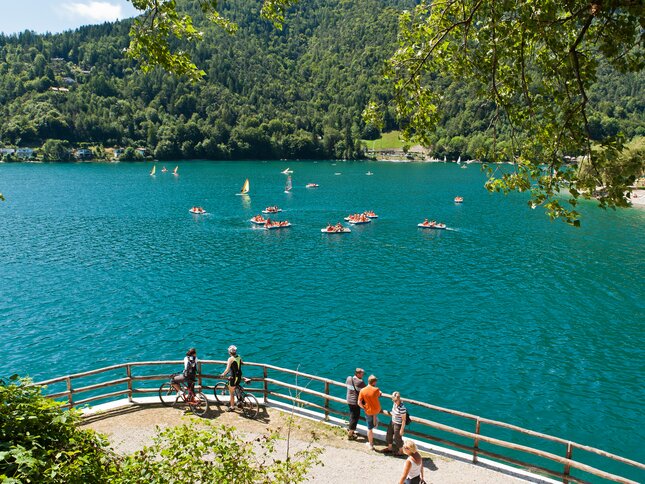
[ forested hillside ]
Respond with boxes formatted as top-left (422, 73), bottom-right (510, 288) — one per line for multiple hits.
top-left (0, 0), bottom-right (642, 161)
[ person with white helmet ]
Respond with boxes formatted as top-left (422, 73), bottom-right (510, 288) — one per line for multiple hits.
top-left (220, 345), bottom-right (243, 410)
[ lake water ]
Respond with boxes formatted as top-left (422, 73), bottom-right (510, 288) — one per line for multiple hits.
top-left (0, 160), bottom-right (643, 479)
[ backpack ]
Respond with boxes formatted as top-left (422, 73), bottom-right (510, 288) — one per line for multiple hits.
top-left (184, 356), bottom-right (197, 379)
top-left (400, 403), bottom-right (411, 426)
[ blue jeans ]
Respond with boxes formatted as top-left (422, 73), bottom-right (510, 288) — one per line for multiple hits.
top-left (365, 414), bottom-right (378, 430)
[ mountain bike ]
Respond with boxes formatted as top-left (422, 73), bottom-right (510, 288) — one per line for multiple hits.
top-left (213, 377), bottom-right (259, 419)
top-left (159, 375), bottom-right (209, 416)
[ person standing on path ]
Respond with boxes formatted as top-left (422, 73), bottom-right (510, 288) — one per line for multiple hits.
top-left (385, 391), bottom-right (407, 454)
top-left (398, 439), bottom-right (424, 484)
top-left (358, 374), bottom-right (382, 451)
top-left (345, 368), bottom-right (366, 439)
top-left (220, 345), bottom-right (242, 411)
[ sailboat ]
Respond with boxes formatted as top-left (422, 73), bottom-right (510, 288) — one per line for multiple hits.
top-left (281, 167), bottom-right (293, 174)
top-left (173, 166), bottom-right (179, 176)
top-left (284, 175), bottom-right (292, 193)
top-left (457, 156), bottom-right (461, 164)
top-left (237, 178), bottom-right (250, 196)
top-left (150, 165), bottom-right (156, 176)
top-left (443, 156), bottom-right (447, 162)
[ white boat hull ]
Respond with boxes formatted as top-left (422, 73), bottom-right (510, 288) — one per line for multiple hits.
top-left (418, 223), bottom-right (446, 230)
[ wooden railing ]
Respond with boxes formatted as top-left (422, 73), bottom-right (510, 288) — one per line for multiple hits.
top-left (35, 360), bottom-right (644, 484)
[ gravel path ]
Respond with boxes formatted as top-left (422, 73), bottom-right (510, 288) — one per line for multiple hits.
top-left (82, 403), bottom-right (553, 483)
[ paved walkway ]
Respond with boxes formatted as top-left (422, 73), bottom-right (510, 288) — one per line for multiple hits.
top-left (82, 403), bottom-right (556, 484)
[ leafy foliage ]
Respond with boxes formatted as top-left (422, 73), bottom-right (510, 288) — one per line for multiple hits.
top-left (0, 377), bottom-right (321, 483)
top-left (0, 0), bottom-right (407, 160)
top-left (115, 422), bottom-right (323, 484)
top-left (0, 376), bottom-right (116, 483)
top-left (386, 0), bottom-right (644, 224)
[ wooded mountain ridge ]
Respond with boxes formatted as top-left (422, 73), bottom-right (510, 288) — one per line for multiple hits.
top-left (0, 0), bottom-right (642, 161)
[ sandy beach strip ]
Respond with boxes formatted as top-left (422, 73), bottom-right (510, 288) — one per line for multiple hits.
top-left (627, 188), bottom-right (645, 207)
top-left (82, 403), bottom-right (555, 484)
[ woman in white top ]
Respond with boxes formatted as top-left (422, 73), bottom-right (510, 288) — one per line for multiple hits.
top-left (398, 439), bottom-right (424, 484)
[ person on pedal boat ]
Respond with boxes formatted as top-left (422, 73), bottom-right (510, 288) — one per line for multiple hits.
top-left (172, 348), bottom-right (198, 393)
top-left (220, 345), bottom-right (243, 411)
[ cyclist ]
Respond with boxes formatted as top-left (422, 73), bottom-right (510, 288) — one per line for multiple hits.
top-left (172, 348), bottom-right (198, 395)
top-left (220, 345), bottom-right (242, 410)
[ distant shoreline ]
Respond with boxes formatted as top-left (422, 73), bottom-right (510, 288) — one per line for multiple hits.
top-left (2, 158), bottom-right (643, 208)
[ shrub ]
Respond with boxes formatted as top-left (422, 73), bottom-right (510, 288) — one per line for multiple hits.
top-left (0, 376), bottom-right (116, 483)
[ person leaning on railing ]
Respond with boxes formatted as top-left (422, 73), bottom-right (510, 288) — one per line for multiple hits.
top-left (345, 368), bottom-right (366, 440)
top-left (384, 391), bottom-right (407, 455)
top-left (358, 374), bottom-right (382, 451)
top-left (219, 345), bottom-right (243, 411)
top-left (171, 348), bottom-right (198, 393)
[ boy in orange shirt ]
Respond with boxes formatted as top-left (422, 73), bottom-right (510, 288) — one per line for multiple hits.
top-left (358, 374), bottom-right (382, 450)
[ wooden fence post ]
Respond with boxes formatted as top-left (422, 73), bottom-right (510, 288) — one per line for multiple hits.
top-left (324, 382), bottom-right (330, 421)
top-left (197, 361), bottom-right (203, 390)
top-left (126, 364), bottom-right (133, 403)
top-left (563, 442), bottom-right (573, 484)
top-left (263, 366), bottom-right (268, 404)
top-left (66, 376), bottom-right (73, 408)
top-left (473, 418), bottom-right (481, 463)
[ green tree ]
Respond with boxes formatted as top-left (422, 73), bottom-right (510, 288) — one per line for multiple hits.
top-left (41, 139), bottom-right (73, 162)
top-left (383, 0), bottom-right (643, 224)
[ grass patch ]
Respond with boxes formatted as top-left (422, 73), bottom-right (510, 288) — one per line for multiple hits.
top-left (362, 131), bottom-right (405, 150)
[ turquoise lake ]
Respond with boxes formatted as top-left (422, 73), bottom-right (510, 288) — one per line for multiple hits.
top-left (0, 160), bottom-right (643, 478)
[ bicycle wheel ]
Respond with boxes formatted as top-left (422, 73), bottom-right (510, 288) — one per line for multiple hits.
top-left (213, 382), bottom-right (229, 405)
top-left (159, 382), bottom-right (179, 407)
top-left (188, 392), bottom-right (209, 416)
top-left (241, 393), bottom-right (259, 419)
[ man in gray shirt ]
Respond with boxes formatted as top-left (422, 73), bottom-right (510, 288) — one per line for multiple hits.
top-left (346, 367), bottom-right (366, 439)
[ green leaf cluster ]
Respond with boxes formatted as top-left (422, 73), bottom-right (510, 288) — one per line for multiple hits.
top-left (115, 422), bottom-right (322, 483)
top-left (386, 0), bottom-right (644, 224)
top-left (0, 376), bottom-right (116, 483)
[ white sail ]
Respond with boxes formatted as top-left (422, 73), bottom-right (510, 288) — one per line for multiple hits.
top-left (173, 166), bottom-right (178, 175)
top-left (239, 178), bottom-right (250, 194)
top-left (150, 165), bottom-right (156, 176)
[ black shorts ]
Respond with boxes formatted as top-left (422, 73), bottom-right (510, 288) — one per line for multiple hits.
top-left (228, 375), bottom-right (241, 387)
